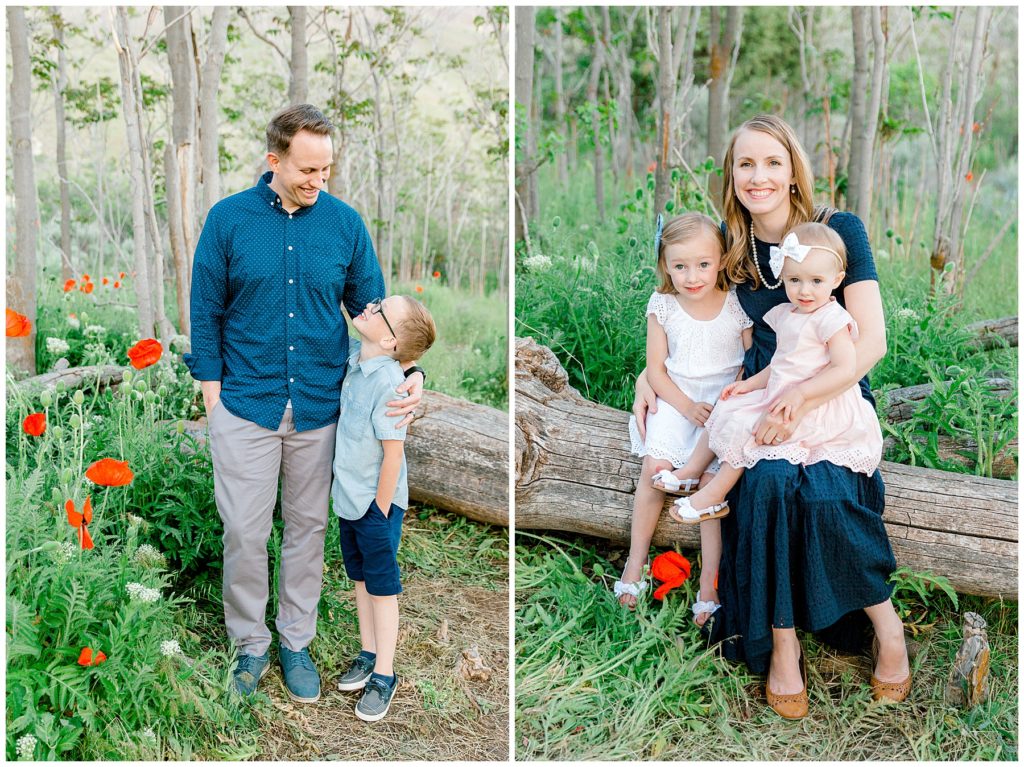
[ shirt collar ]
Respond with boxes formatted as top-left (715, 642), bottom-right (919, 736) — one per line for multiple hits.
top-left (255, 170), bottom-right (318, 215)
top-left (347, 347), bottom-right (398, 377)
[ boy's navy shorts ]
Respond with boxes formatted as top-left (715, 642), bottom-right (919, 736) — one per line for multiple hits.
top-left (337, 499), bottom-right (405, 596)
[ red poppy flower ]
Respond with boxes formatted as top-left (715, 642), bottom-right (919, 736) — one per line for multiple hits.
top-left (63, 279), bottom-right (77, 292)
top-left (415, 285), bottom-right (424, 293)
top-left (127, 338), bottom-right (162, 369)
top-left (119, 272), bottom-right (126, 279)
top-left (647, 161), bottom-right (658, 173)
top-left (77, 646), bottom-right (107, 666)
top-left (66, 496), bottom-right (95, 549)
top-left (6, 308), bottom-right (31, 337)
top-left (432, 270), bottom-right (441, 279)
top-left (972, 121), bottom-right (981, 133)
top-left (85, 458), bottom-right (134, 487)
top-left (965, 171), bottom-right (974, 182)
top-left (69, 312), bottom-right (76, 319)
top-left (81, 273), bottom-right (90, 282)
top-left (22, 413), bottom-right (46, 436)
top-left (650, 551), bottom-right (691, 600)
top-left (102, 277), bottom-right (109, 285)
top-left (113, 281), bottom-right (121, 289)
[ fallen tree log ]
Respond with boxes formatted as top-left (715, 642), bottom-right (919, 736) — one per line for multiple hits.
top-left (966, 316), bottom-right (1017, 350)
top-left (515, 337), bottom-right (1017, 599)
top-left (879, 378), bottom-right (1015, 424)
top-left (13, 363), bottom-right (126, 394)
top-left (171, 388), bottom-right (509, 528)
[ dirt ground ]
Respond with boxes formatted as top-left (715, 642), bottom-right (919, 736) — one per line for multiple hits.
top-left (252, 577), bottom-right (509, 761)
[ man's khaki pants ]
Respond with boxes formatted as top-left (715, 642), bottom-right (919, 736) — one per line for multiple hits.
top-left (208, 403), bottom-right (336, 656)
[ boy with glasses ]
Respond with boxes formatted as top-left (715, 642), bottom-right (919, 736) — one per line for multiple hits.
top-left (331, 295), bottom-right (435, 721)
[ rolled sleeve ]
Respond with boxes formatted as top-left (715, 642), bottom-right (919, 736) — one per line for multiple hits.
top-left (372, 384), bottom-right (407, 442)
top-left (342, 217), bottom-right (386, 318)
top-left (183, 208), bottom-right (227, 381)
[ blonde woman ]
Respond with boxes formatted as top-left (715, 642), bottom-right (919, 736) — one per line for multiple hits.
top-left (633, 115), bottom-right (910, 718)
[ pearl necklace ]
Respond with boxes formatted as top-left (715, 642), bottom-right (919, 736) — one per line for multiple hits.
top-left (749, 219), bottom-right (783, 289)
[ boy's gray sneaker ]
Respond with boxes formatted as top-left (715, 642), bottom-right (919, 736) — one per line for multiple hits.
top-left (355, 675), bottom-right (398, 722)
top-left (336, 655), bottom-right (375, 691)
top-left (279, 646), bottom-right (321, 703)
top-left (231, 651), bottom-right (270, 696)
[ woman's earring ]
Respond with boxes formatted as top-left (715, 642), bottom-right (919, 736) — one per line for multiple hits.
top-left (790, 185), bottom-right (796, 194)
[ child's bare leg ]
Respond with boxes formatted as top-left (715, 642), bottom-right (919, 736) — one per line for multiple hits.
top-left (686, 463), bottom-right (744, 509)
top-left (653, 432), bottom-right (715, 490)
top-left (621, 456), bottom-right (670, 606)
top-left (354, 581), bottom-right (376, 653)
top-left (368, 594), bottom-right (399, 677)
top-left (695, 473), bottom-right (721, 626)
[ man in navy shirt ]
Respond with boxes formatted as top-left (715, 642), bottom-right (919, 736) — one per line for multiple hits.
top-left (184, 104), bottom-right (423, 702)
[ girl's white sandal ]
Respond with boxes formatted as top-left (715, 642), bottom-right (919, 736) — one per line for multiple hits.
top-left (651, 470), bottom-right (700, 496)
top-left (692, 591), bottom-right (721, 624)
top-left (671, 496), bottom-right (730, 524)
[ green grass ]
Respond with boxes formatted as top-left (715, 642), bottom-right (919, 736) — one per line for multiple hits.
top-left (515, 534), bottom-right (1018, 761)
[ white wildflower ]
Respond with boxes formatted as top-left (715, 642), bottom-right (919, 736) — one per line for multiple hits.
top-left (126, 582), bottom-right (160, 603)
top-left (133, 544), bottom-right (165, 569)
top-left (522, 254), bottom-right (552, 272)
top-left (127, 513), bottom-right (145, 527)
top-left (159, 639), bottom-right (182, 657)
top-left (67, 315), bottom-right (80, 329)
top-left (896, 308), bottom-right (920, 321)
top-left (16, 734), bottom-right (37, 760)
top-left (141, 727), bottom-right (156, 741)
top-left (84, 324), bottom-right (106, 337)
top-left (46, 337), bottom-right (70, 355)
top-left (52, 541), bottom-right (78, 564)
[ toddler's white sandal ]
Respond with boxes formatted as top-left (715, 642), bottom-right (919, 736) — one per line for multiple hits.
top-left (613, 559), bottom-right (649, 609)
top-left (651, 470), bottom-right (700, 497)
top-left (671, 496), bottom-right (730, 524)
top-left (692, 591), bottom-right (721, 625)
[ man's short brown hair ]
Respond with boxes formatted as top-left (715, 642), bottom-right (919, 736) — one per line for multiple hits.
top-left (395, 297), bottom-right (436, 362)
top-left (266, 104), bottom-right (333, 156)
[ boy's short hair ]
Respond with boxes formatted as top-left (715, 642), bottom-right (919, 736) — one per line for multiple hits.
top-left (395, 297), bottom-right (436, 361)
top-left (266, 104), bottom-right (333, 156)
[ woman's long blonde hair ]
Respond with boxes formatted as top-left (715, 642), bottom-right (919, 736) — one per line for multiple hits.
top-left (721, 114), bottom-right (819, 288)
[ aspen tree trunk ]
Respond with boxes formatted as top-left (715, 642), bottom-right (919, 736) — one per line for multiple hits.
top-left (553, 8), bottom-right (568, 187)
top-left (165, 6), bottom-right (197, 336)
top-left (585, 8), bottom-right (605, 222)
top-left (847, 7), bottom-right (870, 219)
top-left (670, 7), bottom-right (700, 165)
top-left (653, 7), bottom-right (674, 215)
top-left (600, 9), bottom-right (618, 185)
top-left (52, 10), bottom-right (73, 283)
top-left (199, 6), bottom-right (230, 227)
top-left (7, 6), bottom-right (39, 375)
top-left (288, 6), bottom-right (308, 104)
top-left (113, 7), bottom-right (155, 339)
top-left (706, 7), bottom-right (743, 203)
top-left (514, 6), bottom-right (536, 243)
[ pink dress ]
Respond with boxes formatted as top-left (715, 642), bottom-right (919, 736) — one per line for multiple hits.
top-left (705, 299), bottom-right (882, 475)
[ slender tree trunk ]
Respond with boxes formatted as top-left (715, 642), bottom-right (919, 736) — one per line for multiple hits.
top-left (371, 67), bottom-right (388, 277)
top-left (600, 8), bottom-right (618, 186)
top-left (52, 9), bottom-right (73, 283)
top-left (847, 7), bottom-right (870, 219)
top-left (199, 6), bottom-right (229, 227)
top-left (653, 7), bottom-right (674, 214)
top-left (514, 6), bottom-right (536, 243)
top-left (7, 6), bottom-right (39, 374)
top-left (707, 7), bottom-right (743, 202)
top-left (113, 7), bottom-right (154, 339)
top-left (586, 9), bottom-right (605, 221)
top-left (553, 8), bottom-right (568, 187)
top-left (288, 6), bottom-right (308, 104)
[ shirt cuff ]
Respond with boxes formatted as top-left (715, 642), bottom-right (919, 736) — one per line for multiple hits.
top-left (183, 353), bottom-right (223, 381)
top-left (374, 430), bottom-right (407, 442)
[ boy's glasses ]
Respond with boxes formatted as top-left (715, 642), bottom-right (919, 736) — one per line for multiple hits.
top-left (370, 298), bottom-right (398, 352)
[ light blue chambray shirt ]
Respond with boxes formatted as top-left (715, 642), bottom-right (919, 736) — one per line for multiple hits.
top-left (331, 339), bottom-right (408, 520)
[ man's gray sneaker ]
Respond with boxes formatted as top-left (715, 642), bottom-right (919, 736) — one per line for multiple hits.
top-left (231, 652), bottom-right (270, 696)
top-left (336, 655), bottom-right (375, 691)
top-left (355, 675), bottom-right (397, 722)
top-left (279, 646), bottom-right (321, 703)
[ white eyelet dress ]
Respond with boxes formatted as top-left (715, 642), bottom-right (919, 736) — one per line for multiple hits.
top-left (628, 290), bottom-right (752, 469)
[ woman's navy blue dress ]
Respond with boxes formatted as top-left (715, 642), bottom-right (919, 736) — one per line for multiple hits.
top-left (718, 212), bottom-right (897, 674)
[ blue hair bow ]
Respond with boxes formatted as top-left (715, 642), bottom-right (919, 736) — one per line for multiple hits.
top-left (653, 214), bottom-right (664, 261)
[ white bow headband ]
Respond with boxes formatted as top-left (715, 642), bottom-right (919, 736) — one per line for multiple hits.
top-left (768, 232), bottom-right (844, 278)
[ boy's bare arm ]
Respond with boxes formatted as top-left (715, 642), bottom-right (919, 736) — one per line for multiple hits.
top-left (375, 440), bottom-right (405, 515)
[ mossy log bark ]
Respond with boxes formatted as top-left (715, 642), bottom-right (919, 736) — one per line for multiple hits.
top-left (514, 337), bottom-right (1017, 599)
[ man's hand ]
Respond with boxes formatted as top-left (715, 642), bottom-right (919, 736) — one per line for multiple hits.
top-left (682, 400), bottom-right (714, 427)
top-left (201, 380), bottom-right (222, 418)
top-left (386, 371), bottom-right (424, 428)
top-left (631, 371), bottom-right (658, 440)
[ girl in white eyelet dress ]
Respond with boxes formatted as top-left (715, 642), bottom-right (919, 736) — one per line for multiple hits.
top-left (616, 213), bottom-right (752, 627)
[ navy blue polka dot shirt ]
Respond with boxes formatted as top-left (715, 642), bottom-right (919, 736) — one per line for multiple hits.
top-left (184, 171), bottom-right (385, 432)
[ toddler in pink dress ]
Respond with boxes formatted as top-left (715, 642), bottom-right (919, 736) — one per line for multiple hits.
top-left (669, 222), bottom-right (883, 524)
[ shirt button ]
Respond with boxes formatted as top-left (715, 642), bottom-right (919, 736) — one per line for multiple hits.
top-left (288, 279), bottom-right (294, 284)
top-left (289, 214), bottom-right (293, 219)
top-left (289, 377), bottom-right (295, 383)
top-left (289, 345), bottom-right (294, 351)
top-left (289, 312), bottom-right (294, 318)
top-left (287, 245), bottom-right (293, 251)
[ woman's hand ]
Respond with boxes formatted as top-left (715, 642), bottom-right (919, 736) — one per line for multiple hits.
top-left (683, 400), bottom-right (714, 427)
top-left (386, 372), bottom-right (424, 428)
top-left (752, 406), bottom-right (804, 446)
top-left (631, 370), bottom-right (658, 440)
